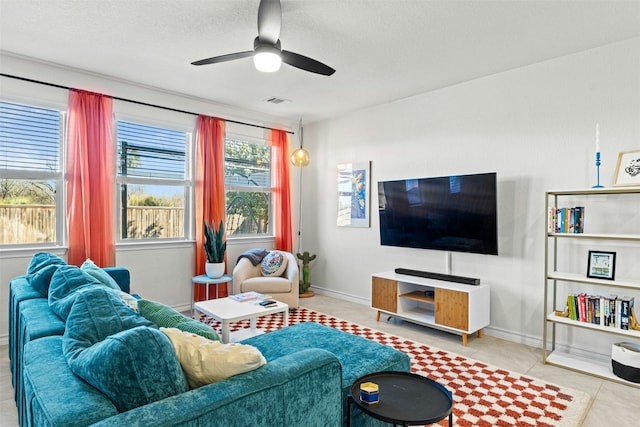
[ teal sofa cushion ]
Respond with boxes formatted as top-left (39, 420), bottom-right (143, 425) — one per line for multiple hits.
top-left (63, 287), bottom-right (155, 356)
top-left (26, 252), bottom-right (66, 296)
top-left (68, 326), bottom-right (189, 412)
top-left (16, 298), bottom-right (66, 425)
top-left (139, 298), bottom-right (219, 341)
top-left (83, 348), bottom-right (342, 427)
top-left (48, 265), bottom-right (107, 320)
top-left (23, 336), bottom-right (119, 427)
top-left (26, 252), bottom-right (66, 275)
top-left (242, 322), bottom-right (411, 427)
top-left (81, 259), bottom-right (120, 290)
top-left (243, 322), bottom-right (410, 383)
top-left (9, 275), bottom-right (42, 386)
top-left (63, 288), bottom-right (188, 412)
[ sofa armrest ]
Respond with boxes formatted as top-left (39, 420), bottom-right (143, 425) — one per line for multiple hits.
top-left (92, 348), bottom-right (343, 427)
top-left (283, 252), bottom-right (300, 295)
top-left (104, 267), bottom-right (130, 293)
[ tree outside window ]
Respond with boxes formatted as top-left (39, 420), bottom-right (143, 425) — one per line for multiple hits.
top-left (224, 137), bottom-right (271, 236)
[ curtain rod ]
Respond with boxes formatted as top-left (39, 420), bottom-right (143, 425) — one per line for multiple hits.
top-left (0, 73), bottom-right (294, 135)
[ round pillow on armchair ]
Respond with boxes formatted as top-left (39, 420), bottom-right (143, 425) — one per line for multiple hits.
top-left (260, 251), bottom-right (288, 277)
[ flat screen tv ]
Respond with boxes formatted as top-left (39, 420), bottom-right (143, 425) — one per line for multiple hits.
top-left (377, 172), bottom-right (498, 255)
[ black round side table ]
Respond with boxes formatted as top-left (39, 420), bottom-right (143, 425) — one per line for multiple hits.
top-left (347, 371), bottom-right (453, 427)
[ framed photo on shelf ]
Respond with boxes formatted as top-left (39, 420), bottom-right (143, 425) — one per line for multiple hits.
top-left (613, 149), bottom-right (640, 187)
top-left (587, 250), bottom-right (616, 280)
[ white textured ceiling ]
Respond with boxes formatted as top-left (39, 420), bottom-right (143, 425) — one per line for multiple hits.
top-left (1, 0), bottom-right (639, 123)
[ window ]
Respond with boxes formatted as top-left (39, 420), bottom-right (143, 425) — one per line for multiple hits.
top-left (0, 100), bottom-right (64, 246)
top-left (224, 137), bottom-right (272, 236)
top-left (116, 120), bottom-right (191, 241)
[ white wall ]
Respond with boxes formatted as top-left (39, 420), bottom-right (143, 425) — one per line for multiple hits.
top-left (0, 54), bottom-right (287, 343)
top-left (302, 37), bottom-right (640, 355)
top-left (2, 39), bottom-right (639, 355)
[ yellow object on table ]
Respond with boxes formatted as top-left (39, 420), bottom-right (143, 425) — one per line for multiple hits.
top-left (359, 382), bottom-right (379, 404)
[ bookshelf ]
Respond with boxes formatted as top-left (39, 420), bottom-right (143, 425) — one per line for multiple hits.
top-left (543, 187), bottom-right (640, 387)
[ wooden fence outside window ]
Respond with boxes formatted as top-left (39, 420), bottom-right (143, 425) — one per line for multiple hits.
top-left (0, 205), bottom-right (186, 244)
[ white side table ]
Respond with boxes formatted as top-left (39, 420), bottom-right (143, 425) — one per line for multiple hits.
top-left (191, 274), bottom-right (232, 315)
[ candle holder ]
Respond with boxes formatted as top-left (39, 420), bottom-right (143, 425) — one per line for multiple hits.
top-left (592, 151), bottom-right (604, 188)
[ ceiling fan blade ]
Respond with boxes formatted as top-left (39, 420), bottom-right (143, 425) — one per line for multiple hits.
top-left (257, 0), bottom-right (281, 44)
top-left (191, 51), bottom-right (254, 66)
top-left (281, 50), bottom-right (335, 76)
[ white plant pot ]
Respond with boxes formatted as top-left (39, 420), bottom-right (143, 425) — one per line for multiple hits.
top-left (205, 262), bottom-right (225, 278)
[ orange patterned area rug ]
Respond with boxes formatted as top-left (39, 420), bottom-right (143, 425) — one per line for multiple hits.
top-left (199, 307), bottom-right (590, 427)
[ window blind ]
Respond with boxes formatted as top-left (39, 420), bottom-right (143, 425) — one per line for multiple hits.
top-left (117, 121), bottom-right (186, 180)
top-left (0, 101), bottom-right (61, 172)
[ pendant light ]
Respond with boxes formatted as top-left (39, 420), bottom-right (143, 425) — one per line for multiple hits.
top-left (290, 120), bottom-right (309, 167)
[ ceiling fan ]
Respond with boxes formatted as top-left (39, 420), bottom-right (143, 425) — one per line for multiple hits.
top-left (191, 0), bottom-right (335, 76)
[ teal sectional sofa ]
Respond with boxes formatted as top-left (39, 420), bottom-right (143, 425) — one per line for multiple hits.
top-left (9, 253), bottom-right (410, 427)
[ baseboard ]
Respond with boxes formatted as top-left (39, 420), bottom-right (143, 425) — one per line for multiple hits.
top-left (310, 285), bottom-right (370, 306)
top-left (482, 325), bottom-right (543, 349)
top-left (0, 334), bottom-right (8, 347)
top-left (174, 303), bottom-right (192, 314)
top-left (311, 285), bottom-right (545, 351)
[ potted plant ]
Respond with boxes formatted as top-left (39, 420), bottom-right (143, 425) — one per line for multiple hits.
top-left (204, 220), bottom-right (226, 278)
top-left (297, 251), bottom-right (316, 297)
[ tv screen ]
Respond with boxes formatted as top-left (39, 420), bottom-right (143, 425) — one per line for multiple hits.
top-left (377, 172), bottom-right (498, 255)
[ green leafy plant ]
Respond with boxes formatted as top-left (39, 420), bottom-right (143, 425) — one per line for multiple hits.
top-left (204, 220), bottom-right (226, 263)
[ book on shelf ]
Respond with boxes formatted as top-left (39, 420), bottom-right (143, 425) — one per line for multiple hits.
top-left (561, 293), bottom-right (635, 331)
top-left (575, 206), bottom-right (584, 233)
top-left (567, 294), bottom-right (575, 320)
top-left (578, 293), bottom-right (587, 322)
top-left (548, 206), bottom-right (584, 234)
top-left (621, 297), bottom-right (634, 330)
top-left (229, 291), bottom-right (271, 302)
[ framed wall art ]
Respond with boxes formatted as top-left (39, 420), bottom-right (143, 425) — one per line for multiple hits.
top-left (337, 161), bottom-right (370, 227)
top-left (587, 250), bottom-right (616, 280)
top-left (613, 149), bottom-right (640, 187)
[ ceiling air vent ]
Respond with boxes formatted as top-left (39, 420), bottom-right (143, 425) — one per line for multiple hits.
top-left (265, 97), bottom-right (288, 104)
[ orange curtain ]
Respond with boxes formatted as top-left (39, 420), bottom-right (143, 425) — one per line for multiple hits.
top-left (66, 90), bottom-right (115, 267)
top-left (194, 116), bottom-right (226, 299)
top-left (271, 129), bottom-right (293, 252)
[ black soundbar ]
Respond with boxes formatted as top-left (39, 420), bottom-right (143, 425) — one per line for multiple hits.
top-left (394, 268), bottom-right (480, 286)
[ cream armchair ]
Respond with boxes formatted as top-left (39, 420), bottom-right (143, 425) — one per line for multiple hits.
top-left (232, 251), bottom-right (299, 308)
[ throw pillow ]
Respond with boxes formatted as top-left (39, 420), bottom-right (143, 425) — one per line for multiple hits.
top-left (80, 259), bottom-right (120, 290)
top-left (26, 252), bottom-right (66, 275)
top-left (26, 252), bottom-right (67, 296)
top-left (63, 287), bottom-right (154, 358)
top-left (161, 327), bottom-right (266, 388)
top-left (48, 265), bottom-right (108, 321)
top-left (67, 326), bottom-right (188, 412)
top-left (138, 299), bottom-right (219, 341)
top-left (260, 251), bottom-right (288, 277)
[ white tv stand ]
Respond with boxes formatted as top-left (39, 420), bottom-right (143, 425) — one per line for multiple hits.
top-left (371, 271), bottom-right (490, 346)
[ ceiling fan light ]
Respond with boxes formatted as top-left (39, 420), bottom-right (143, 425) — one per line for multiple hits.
top-left (254, 51), bottom-right (281, 72)
top-left (291, 147), bottom-right (310, 167)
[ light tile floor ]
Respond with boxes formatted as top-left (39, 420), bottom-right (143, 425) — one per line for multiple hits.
top-left (302, 294), bottom-right (640, 427)
top-left (2, 293), bottom-right (639, 426)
